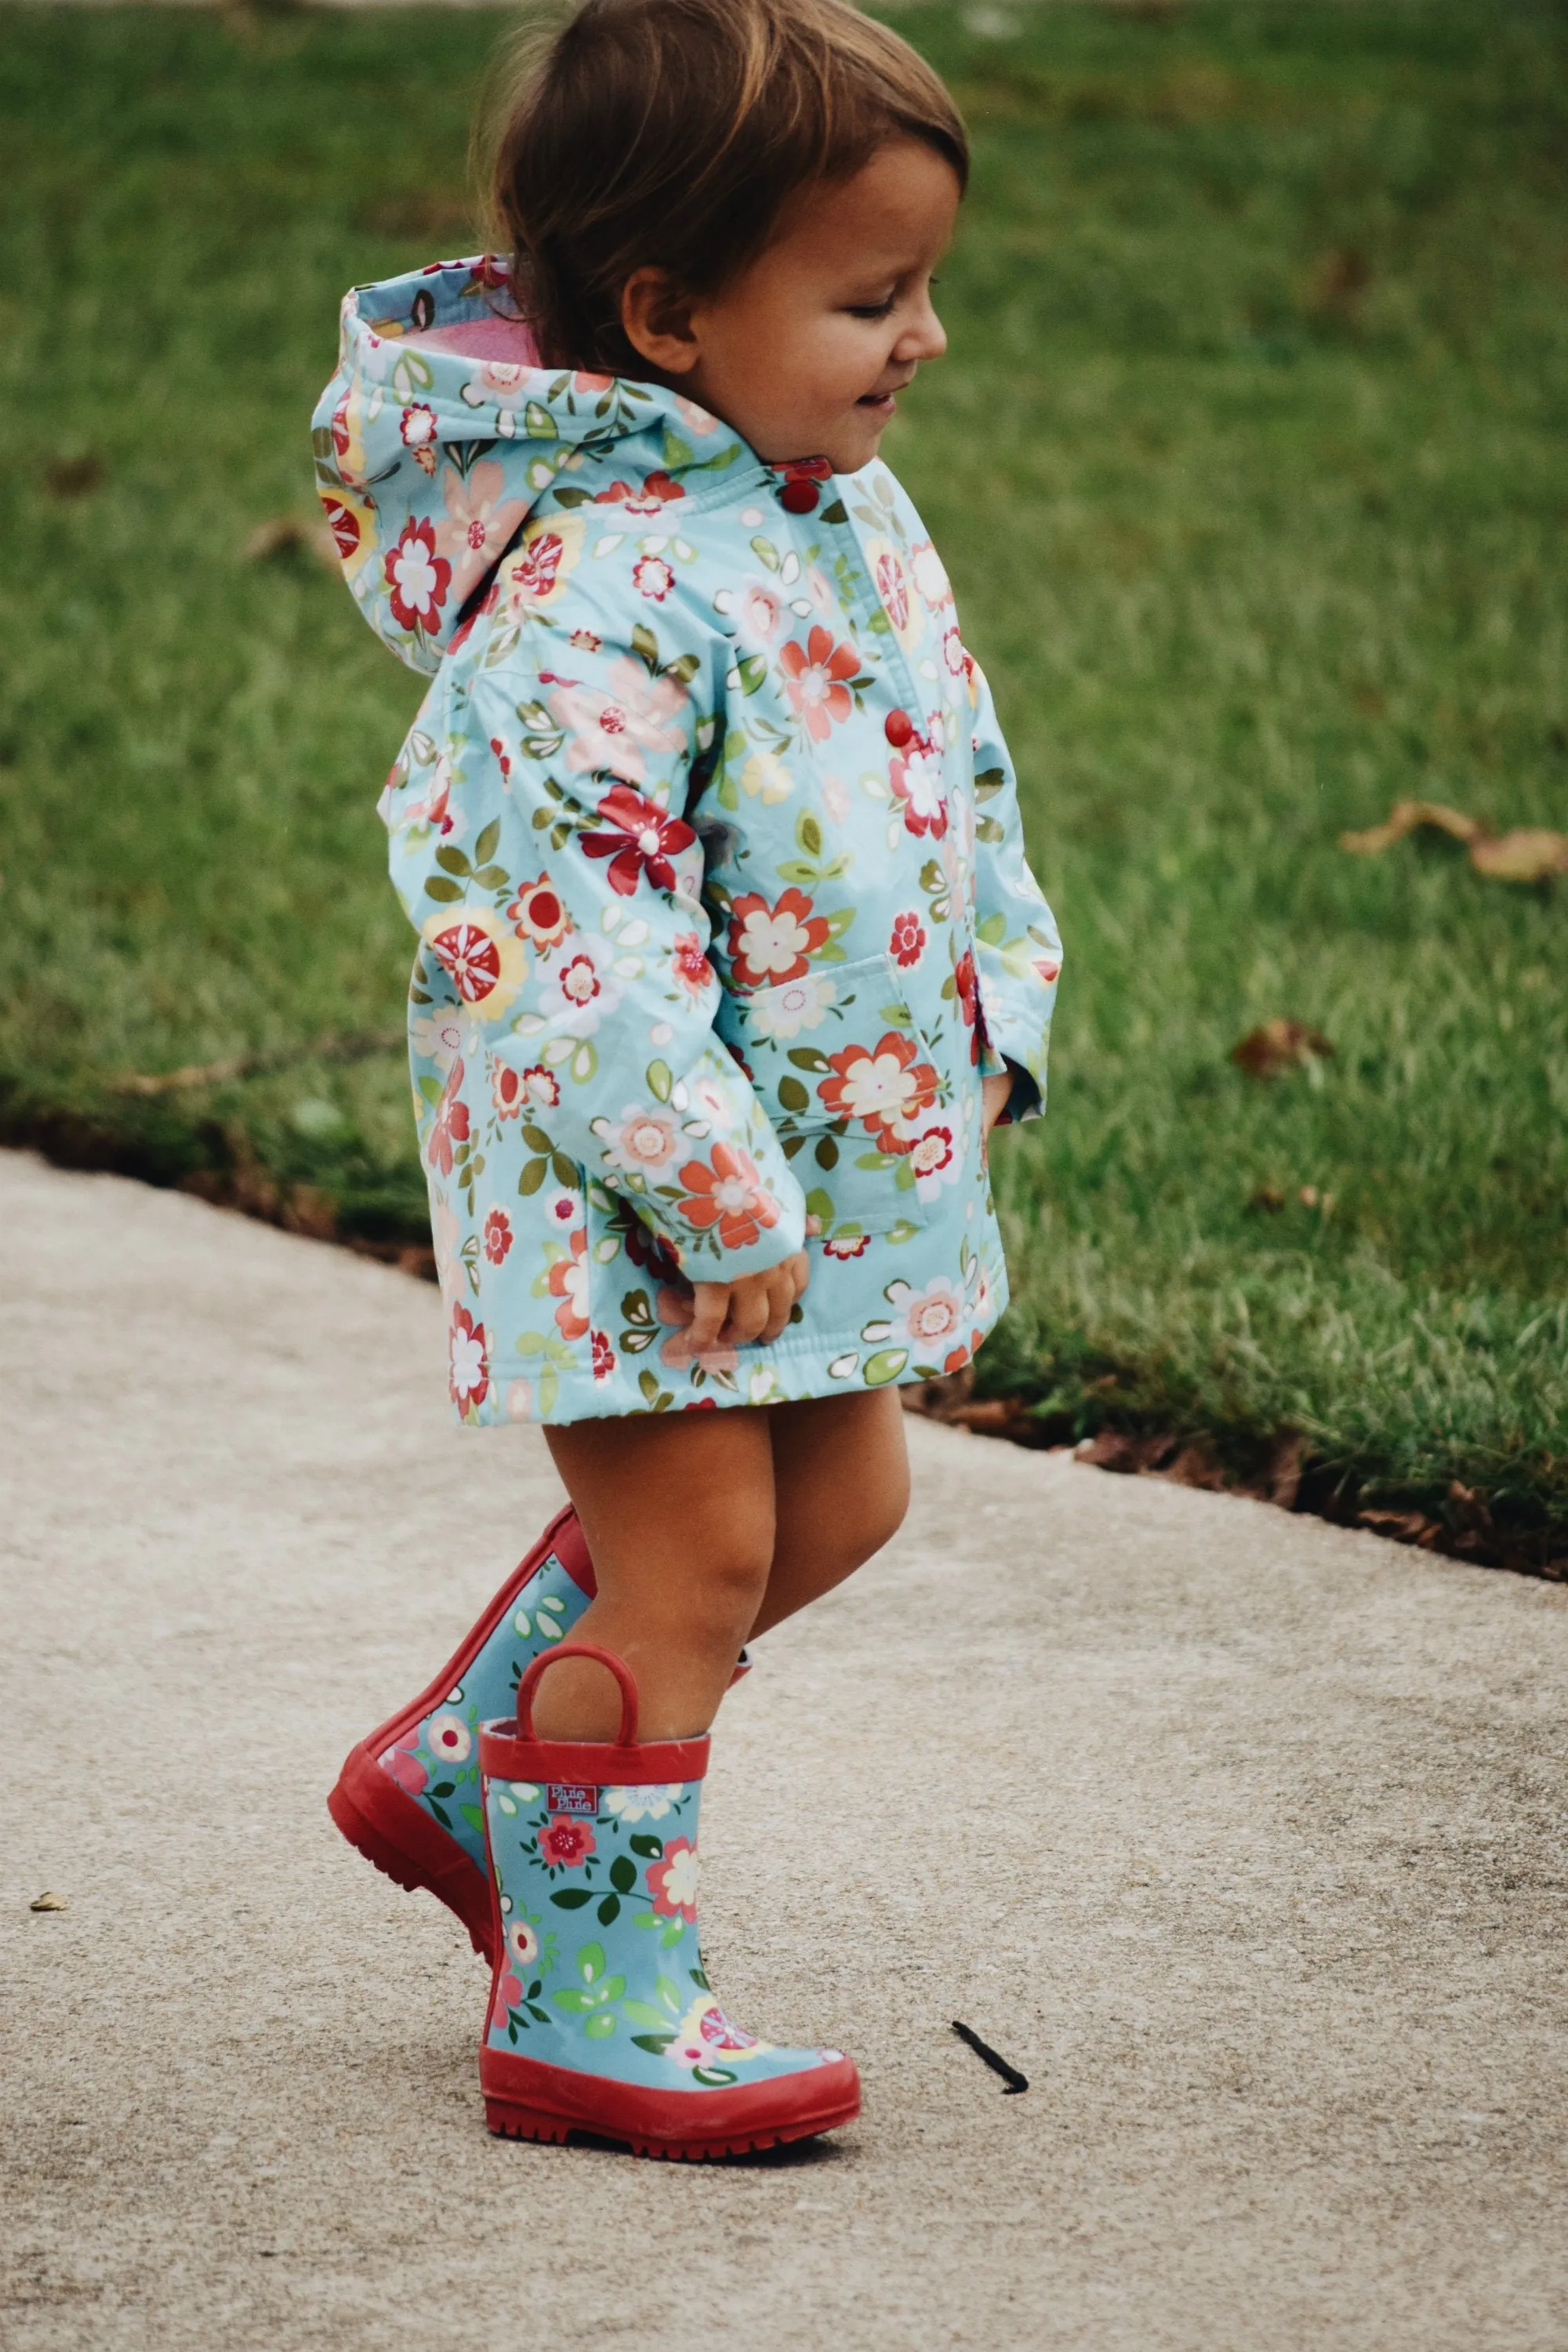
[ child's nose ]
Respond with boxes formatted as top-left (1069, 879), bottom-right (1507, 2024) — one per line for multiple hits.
top-left (897, 296), bottom-right (947, 365)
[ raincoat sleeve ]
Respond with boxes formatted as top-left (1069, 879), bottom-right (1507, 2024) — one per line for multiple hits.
top-left (966, 660), bottom-right (1063, 1123)
top-left (389, 583), bottom-right (808, 1283)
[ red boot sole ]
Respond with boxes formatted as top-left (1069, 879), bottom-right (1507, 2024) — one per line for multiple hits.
top-left (480, 2050), bottom-right (861, 2161)
top-left (328, 1742), bottom-right (495, 1958)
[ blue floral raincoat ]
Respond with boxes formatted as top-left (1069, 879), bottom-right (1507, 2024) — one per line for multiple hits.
top-left (313, 260), bottom-right (1061, 1425)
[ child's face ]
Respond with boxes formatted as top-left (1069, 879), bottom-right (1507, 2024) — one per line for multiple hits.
top-left (623, 137), bottom-right (960, 474)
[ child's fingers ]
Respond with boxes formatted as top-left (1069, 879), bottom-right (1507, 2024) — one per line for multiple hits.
top-left (676, 1281), bottom-right (731, 1359)
top-left (723, 1277), bottom-right (773, 1347)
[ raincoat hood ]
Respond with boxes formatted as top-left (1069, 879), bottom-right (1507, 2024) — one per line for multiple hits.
top-left (310, 257), bottom-right (758, 673)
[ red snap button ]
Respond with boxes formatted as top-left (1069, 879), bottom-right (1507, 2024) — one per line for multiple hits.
top-left (884, 710), bottom-right (914, 747)
top-left (779, 480), bottom-right (819, 514)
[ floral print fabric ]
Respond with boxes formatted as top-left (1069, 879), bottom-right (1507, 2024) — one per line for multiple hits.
top-left (314, 260), bottom-right (1061, 1425)
top-left (485, 1764), bottom-right (838, 2094)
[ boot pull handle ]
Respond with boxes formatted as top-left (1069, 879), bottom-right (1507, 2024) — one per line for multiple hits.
top-left (515, 1642), bottom-right (640, 1746)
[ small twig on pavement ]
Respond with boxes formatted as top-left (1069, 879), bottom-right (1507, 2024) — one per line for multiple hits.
top-left (952, 2020), bottom-right (1029, 2094)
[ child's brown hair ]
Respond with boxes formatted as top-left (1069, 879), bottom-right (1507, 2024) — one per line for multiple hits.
top-left (488, 0), bottom-right (968, 372)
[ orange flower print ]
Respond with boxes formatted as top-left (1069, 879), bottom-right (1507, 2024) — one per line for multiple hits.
top-left (778, 626), bottom-right (861, 742)
top-left (507, 875), bottom-right (572, 951)
top-left (647, 1836), bottom-right (699, 1921)
top-left (426, 1061), bottom-right (470, 1178)
top-left (482, 1207), bottom-right (513, 1266)
top-left (676, 1144), bottom-right (782, 1252)
top-left (817, 1033), bottom-right (940, 1153)
top-left (546, 1228), bottom-right (590, 1341)
top-left (727, 887), bottom-right (830, 988)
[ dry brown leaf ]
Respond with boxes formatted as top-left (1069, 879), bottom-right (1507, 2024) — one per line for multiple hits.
top-left (111, 1029), bottom-right (401, 1096)
top-left (1231, 1018), bottom-right (1334, 1079)
top-left (243, 514), bottom-right (338, 568)
top-left (30, 1891), bottom-right (67, 1912)
top-left (1340, 798), bottom-right (1480, 855)
top-left (1341, 799), bottom-right (1568, 884)
top-left (1468, 828), bottom-right (1568, 883)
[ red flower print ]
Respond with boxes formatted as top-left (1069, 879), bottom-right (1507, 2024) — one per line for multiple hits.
top-left (772, 456), bottom-right (833, 515)
top-left (580, 786), bottom-right (695, 898)
top-left (426, 1061), bottom-right (471, 1178)
top-left (821, 1232), bottom-right (872, 1261)
top-left (547, 1228), bottom-right (590, 1342)
top-left (400, 402), bottom-right (437, 449)
top-left (384, 517), bottom-right (451, 635)
top-left (889, 910), bottom-right (926, 969)
top-left (596, 470), bottom-right (686, 514)
top-left (318, 493), bottom-right (360, 562)
top-left (483, 1207), bottom-right (513, 1266)
top-left (889, 735), bottom-right (948, 840)
top-left (779, 626), bottom-right (861, 742)
top-left (448, 1303), bottom-right (489, 1416)
top-left (379, 1733), bottom-right (426, 1796)
top-left (632, 554), bottom-right (674, 601)
top-left (647, 1837), bottom-right (700, 1920)
top-left (672, 931), bottom-right (715, 997)
top-left (490, 1971), bottom-right (523, 2031)
top-left (727, 887), bottom-right (831, 987)
top-left (513, 528), bottom-right (567, 603)
top-left (507, 875), bottom-right (571, 950)
top-left (539, 1816), bottom-right (597, 1869)
top-left (675, 1144), bottom-right (782, 1253)
top-left (953, 950), bottom-right (980, 1062)
top-left (492, 1062), bottom-right (524, 1120)
top-left (569, 627), bottom-right (602, 653)
top-left (523, 1065), bottom-right (561, 1108)
top-left (817, 1033), bottom-right (940, 1153)
top-left (591, 1328), bottom-right (615, 1381)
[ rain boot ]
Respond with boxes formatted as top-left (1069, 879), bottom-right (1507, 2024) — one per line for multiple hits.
top-left (478, 1642), bottom-right (859, 2158)
top-left (328, 1504), bottom-right (595, 1958)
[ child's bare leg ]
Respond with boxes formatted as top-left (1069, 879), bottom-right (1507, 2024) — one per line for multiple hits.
top-left (539, 1406), bottom-right (776, 1742)
top-left (748, 1388), bottom-right (910, 1639)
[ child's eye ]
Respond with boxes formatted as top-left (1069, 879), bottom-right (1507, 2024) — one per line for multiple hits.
top-left (846, 296), bottom-right (897, 321)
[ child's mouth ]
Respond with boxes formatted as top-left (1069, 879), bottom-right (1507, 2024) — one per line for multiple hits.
top-left (856, 390), bottom-right (898, 418)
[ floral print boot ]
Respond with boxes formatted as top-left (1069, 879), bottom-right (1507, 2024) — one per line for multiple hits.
top-left (328, 1504), bottom-right (594, 1959)
top-left (479, 1642), bottom-right (859, 2158)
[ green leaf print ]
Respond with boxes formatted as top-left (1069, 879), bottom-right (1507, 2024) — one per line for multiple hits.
top-left (550, 1888), bottom-right (594, 1910)
top-left (629, 1834), bottom-right (663, 1858)
top-left (609, 1855), bottom-right (637, 1893)
top-left (862, 1348), bottom-right (910, 1385)
top-left (578, 1942), bottom-right (606, 1984)
top-left (583, 2013), bottom-right (617, 2040)
top-left (622, 2000), bottom-right (674, 2031)
top-left (630, 2033), bottom-right (675, 2056)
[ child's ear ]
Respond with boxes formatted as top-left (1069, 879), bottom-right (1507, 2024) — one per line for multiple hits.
top-left (620, 267), bottom-right (702, 376)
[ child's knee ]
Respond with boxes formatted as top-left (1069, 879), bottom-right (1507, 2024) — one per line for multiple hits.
top-left (684, 1501), bottom-right (775, 1637)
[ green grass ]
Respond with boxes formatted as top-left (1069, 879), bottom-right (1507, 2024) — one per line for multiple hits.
top-left (2, 4), bottom-right (1566, 1554)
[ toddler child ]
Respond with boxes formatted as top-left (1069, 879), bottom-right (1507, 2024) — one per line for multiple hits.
top-left (314, 0), bottom-right (1061, 2159)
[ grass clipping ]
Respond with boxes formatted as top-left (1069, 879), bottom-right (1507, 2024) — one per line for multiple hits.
top-left (1342, 800), bottom-right (1568, 884)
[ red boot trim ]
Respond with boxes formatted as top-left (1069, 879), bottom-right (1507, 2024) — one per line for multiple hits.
top-left (327, 1500), bottom-right (588, 1958)
top-left (328, 1740), bottom-right (495, 1958)
top-left (480, 1726), bottom-right (710, 1785)
top-left (479, 2045), bottom-right (861, 2160)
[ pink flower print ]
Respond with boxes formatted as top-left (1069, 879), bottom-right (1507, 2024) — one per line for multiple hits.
top-left (426, 1711), bottom-right (472, 1766)
top-left (512, 526), bottom-right (568, 604)
top-left (436, 458), bottom-right (527, 580)
top-left (448, 1303), bottom-right (489, 1417)
top-left (491, 1972), bottom-right (523, 2032)
top-left (942, 624), bottom-right (965, 677)
top-left (580, 784), bottom-right (695, 898)
top-left (873, 546), bottom-right (911, 634)
top-left (383, 517), bottom-right (450, 635)
top-left (738, 583), bottom-right (783, 646)
top-left (547, 1229), bottom-right (591, 1343)
top-left (911, 539), bottom-right (953, 609)
top-left (887, 1275), bottom-right (967, 1355)
top-left (600, 1105), bottom-right (682, 1178)
top-left (426, 1061), bottom-right (470, 1178)
top-left (632, 554), bottom-right (675, 601)
top-left (539, 1816), bottom-right (596, 1869)
top-left (672, 931), bottom-right (715, 998)
top-left (647, 1836), bottom-right (700, 1921)
top-left (543, 657), bottom-right (688, 788)
top-left (379, 1732), bottom-right (426, 1796)
top-left (482, 1207), bottom-right (513, 1266)
top-left (889, 910), bottom-right (927, 969)
top-left (590, 1329), bottom-right (615, 1381)
top-left (779, 626), bottom-right (861, 742)
top-left (889, 735), bottom-right (948, 840)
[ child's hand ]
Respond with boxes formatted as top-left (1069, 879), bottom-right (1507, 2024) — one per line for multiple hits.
top-left (667, 1253), bottom-right (811, 1360)
top-left (982, 1071), bottom-right (1013, 1146)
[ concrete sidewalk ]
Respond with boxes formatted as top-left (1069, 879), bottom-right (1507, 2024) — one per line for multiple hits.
top-left (2, 1147), bottom-right (1565, 2350)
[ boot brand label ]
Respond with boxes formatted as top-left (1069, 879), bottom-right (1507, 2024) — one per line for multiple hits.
top-left (546, 1781), bottom-right (599, 1816)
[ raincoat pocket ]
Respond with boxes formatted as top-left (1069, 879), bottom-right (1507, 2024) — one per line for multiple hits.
top-left (721, 954), bottom-right (942, 1247)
